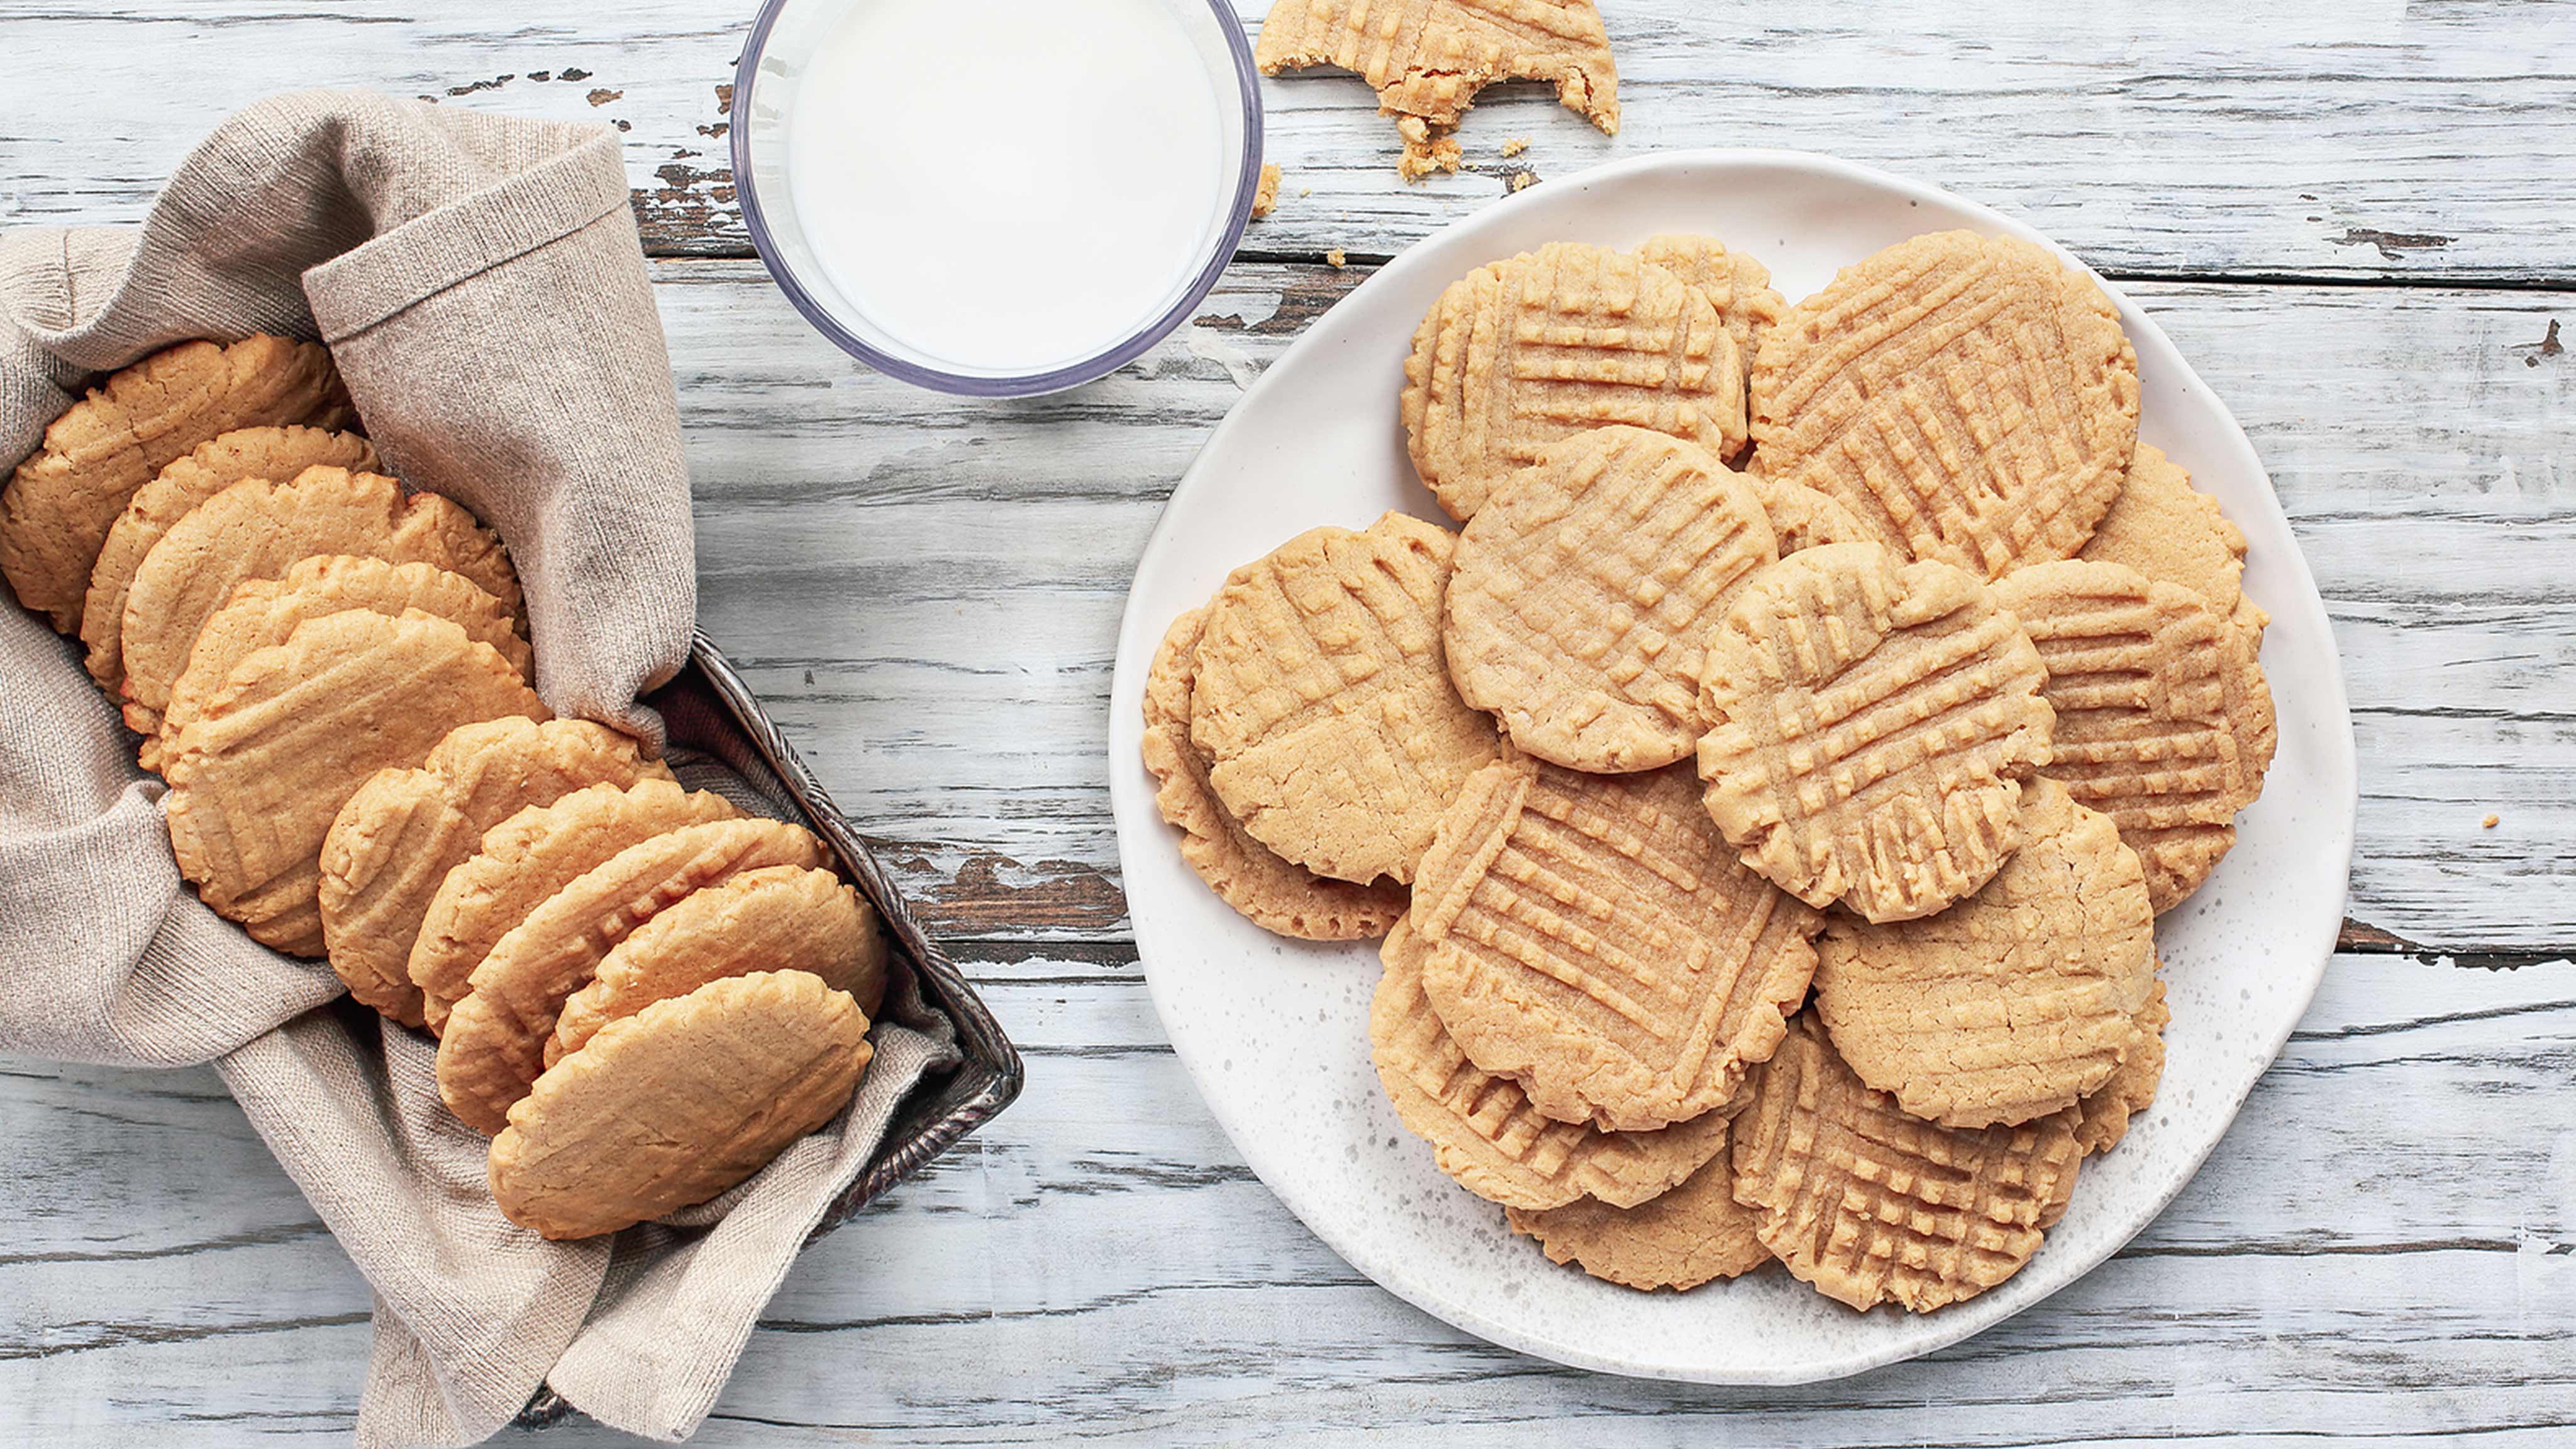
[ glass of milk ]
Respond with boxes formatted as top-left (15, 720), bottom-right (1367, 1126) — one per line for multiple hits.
top-left (734, 0), bottom-right (1263, 396)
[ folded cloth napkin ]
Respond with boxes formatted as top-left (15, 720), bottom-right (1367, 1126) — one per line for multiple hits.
top-left (0, 89), bottom-right (955, 1446)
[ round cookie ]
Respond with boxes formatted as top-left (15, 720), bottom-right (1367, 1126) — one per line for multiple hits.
top-left (1445, 426), bottom-right (1779, 772)
top-left (489, 970), bottom-right (872, 1241)
top-left (1402, 242), bottom-right (1746, 521)
top-left (1189, 513), bottom-right (1502, 886)
top-left (2080, 443), bottom-right (2268, 645)
top-left (1506, 1154), bottom-right (1770, 1292)
top-left (1994, 558), bottom-right (2272, 912)
top-left (119, 466), bottom-right (521, 742)
top-left (1413, 757), bottom-right (1820, 1132)
top-left (319, 718), bottom-right (675, 1028)
top-left (1731, 1014), bottom-right (2084, 1314)
top-left (1141, 604), bottom-right (1408, 938)
top-left (408, 778), bottom-right (742, 1032)
top-left (1696, 542), bottom-right (2056, 923)
top-left (1, 335), bottom-right (352, 632)
top-left (2075, 977), bottom-right (2168, 1156)
top-left (1370, 920), bottom-right (1733, 1211)
top-left (550, 863), bottom-right (887, 1068)
top-left (1744, 469), bottom-right (1872, 555)
top-left (1751, 231), bottom-right (2140, 579)
top-left (1633, 233), bottom-right (1789, 408)
top-left (158, 555), bottom-right (530, 769)
top-left (438, 816), bottom-right (830, 1134)
top-left (80, 425), bottom-right (377, 691)
top-left (1812, 779), bottom-right (2158, 1130)
top-left (160, 611), bottom-right (548, 957)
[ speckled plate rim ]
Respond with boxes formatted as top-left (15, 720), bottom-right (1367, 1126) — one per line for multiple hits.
top-left (1108, 148), bottom-right (2357, 1385)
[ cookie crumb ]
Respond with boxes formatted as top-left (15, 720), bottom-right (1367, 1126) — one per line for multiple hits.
top-left (1299, 186), bottom-right (1313, 197)
top-left (1509, 172), bottom-right (1536, 194)
top-left (1398, 130), bottom-right (1465, 182)
top-left (1502, 136), bottom-right (1531, 158)
top-left (2483, 813), bottom-right (2500, 829)
top-left (1326, 248), bottom-right (1348, 269)
top-left (1250, 162), bottom-right (1281, 220)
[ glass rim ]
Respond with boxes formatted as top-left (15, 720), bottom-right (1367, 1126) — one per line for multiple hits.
top-left (730, 0), bottom-right (1267, 399)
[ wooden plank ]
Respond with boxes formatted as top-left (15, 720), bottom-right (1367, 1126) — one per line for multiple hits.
top-left (0, 2), bottom-right (2571, 280)
top-left (3, 950), bottom-right (2568, 1442)
top-left (655, 258), bottom-right (2576, 952)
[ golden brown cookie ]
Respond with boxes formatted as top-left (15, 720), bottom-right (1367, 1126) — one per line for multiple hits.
top-left (1731, 1014), bottom-right (2084, 1313)
top-left (1371, 920), bottom-right (1733, 1210)
top-left (79, 425), bottom-right (377, 692)
top-left (160, 611), bottom-right (547, 957)
top-left (1254, 0), bottom-right (1618, 176)
top-left (1506, 1154), bottom-right (1770, 1291)
top-left (408, 778), bottom-right (742, 1032)
top-left (438, 816), bottom-right (830, 1134)
top-left (1745, 469), bottom-right (1873, 555)
top-left (1751, 231), bottom-right (2140, 579)
top-left (319, 718), bottom-right (674, 1029)
top-left (1994, 558), bottom-right (2271, 912)
top-left (118, 466), bottom-right (520, 743)
top-left (1189, 513), bottom-right (1502, 886)
top-left (1402, 243), bottom-right (1746, 521)
top-left (1414, 757), bottom-right (1820, 1131)
top-left (489, 970), bottom-right (871, 1241)
top-left (1696, 543), bottom-right (2055, 923)
top-left (159, 555), bottom-right (531, 766)
top-left (550, 863), bottom-right (886, 1069)
top-left (1445, 426), bottom-right (1779, 772)
top-left (1143, 604), bottom-right (1409, 938)
top-left (1812, 779), bottom-right (2158, 1129)
top-left (1, 336), bottom-right (352, 632)
top-left (2077, 977), bottom-right (2168, 1155)
top-left (1633, 234), bottom-right (1788, 404)
top-left (2080, 444), bottom-right (2268, 644)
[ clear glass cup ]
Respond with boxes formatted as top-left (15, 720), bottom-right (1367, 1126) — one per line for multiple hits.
top-left (731, 0), bottom-right (1265, 397)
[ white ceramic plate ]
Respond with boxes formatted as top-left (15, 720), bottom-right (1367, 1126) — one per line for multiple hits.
top-left (1108, 150), bottom-right (2357, 1384)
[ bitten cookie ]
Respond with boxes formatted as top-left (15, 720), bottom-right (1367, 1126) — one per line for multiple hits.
top-left (1731, 1014), bottom-right (2084, 1313)
top-left (408, 778), bottom-right (742, 1031)
top-left (1994, 558), bottom-right (2273, 911)
top-left (438, 816), bottom-right (830, 1134)
top-left (488, 970), bottom-right (871, 1241)
top-left (1, 336), bottom-right (353, 632)
top-left (319, 718), bottom-right (674, 1028)
top-left (1413, 757), bottom-right (1819, 1131)
top-left (160, 610), bottom-right (548, 956)
top-left (1371, 920), bottom-right (1732, 1210)
top-left (1402, 243), bottom-right (1746, 520)
top-left (1751, 231), bottom-right (2140, 578)
top-left (1812, 779), bottom-right (2159, 1129)
top-left (1695, 543), bottom-right (2055, 923)
top-left (160, 555), bottom-right (530, 756)
top-left (1633, 233), bottom-right (1788, 406)
top-left (80, 425), bottom-right (377, 692)
top-left (1189, 513), bottom-right (1502, 885)
top-left (118, 466), bottom-right (520, 746)
top-left (550, 863), bottom-right (887, 1068)
top-left (1506, 1153), bottom-right (1770, 1292)
top-left (1445, 426), bottom-right (1779, 772)
top-left (1142, 604), bottom-right (1409, 938)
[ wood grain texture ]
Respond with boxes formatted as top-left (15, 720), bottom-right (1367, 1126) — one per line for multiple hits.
top-left (0, 2), bottom-right (2572, 280)
top-left (4, 950), bottom-right (2571, 1443)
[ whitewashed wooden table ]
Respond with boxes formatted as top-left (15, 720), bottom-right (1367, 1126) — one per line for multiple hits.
top-left (5, 3), bottom-right (2573, 1443)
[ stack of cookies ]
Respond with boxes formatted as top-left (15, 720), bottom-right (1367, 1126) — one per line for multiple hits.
top-left (1143, 230), bottom-right (2275, 1312)
top-left (3, 337), bottom-right (889, 1240)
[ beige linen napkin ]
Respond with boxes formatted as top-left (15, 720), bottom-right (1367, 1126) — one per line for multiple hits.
top-left (0, 89), bottom-right (955, 1445)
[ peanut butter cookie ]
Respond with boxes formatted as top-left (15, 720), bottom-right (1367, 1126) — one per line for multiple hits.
top-left (1506, 1153), bottom-right (1770, 1292)
top-left (1414, 758), bottom-right (1820, 1132)
top-left (1695, 543), bottom-right (2055, 923)
top-left (2080, 443), bottom-right (2268, 645)
top-left (488, 970), bottom-right (871, 1241)
top-left (1633, 234), bottom-right (1788, 406)
top-left (2075, 977), bottom-right (2168, 1156)
top-left (1751, 231), bottom-right (2140, 578)
top-left (319, 718), bottom-right (673, 1028)
top-left (160, 611), bottom-right (547, 956)
top-left (1, 336), bottom-right (352, 631)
